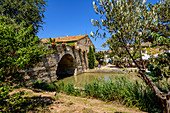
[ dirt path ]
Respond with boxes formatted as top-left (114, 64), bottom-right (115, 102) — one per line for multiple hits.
top-left (12, 88), bottom-right (147, 113)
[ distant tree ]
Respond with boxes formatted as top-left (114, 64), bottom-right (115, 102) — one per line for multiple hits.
top-left (91, 0), bottom-right (169, 112)
top-left (88, 46), bottom-right (95, 69)
top-left (95, 51), bottom-right (104, 64)
top-left (0, 0), bottom-right (47, 34)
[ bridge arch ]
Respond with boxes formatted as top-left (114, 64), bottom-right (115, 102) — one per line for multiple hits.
top-left (56, 53), bottom-right (76, 79)
top-left (24, 45), bottom-right (89, 83)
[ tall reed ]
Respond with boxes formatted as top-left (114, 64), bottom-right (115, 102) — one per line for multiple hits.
top-left (35, 76), bottom-right (168, 112)
top-left (83, 75), bottom-right (167, 112)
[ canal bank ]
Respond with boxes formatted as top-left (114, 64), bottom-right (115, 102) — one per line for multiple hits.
top-left (86, 68), bottom-right (124, 73)
top-left (85, 64), bottom-right (138, 73)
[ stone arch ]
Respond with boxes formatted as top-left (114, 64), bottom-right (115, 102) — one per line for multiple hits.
top-left (56, 53), bottom-right (76, 79)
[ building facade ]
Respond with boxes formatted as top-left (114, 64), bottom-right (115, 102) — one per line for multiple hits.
top-left (41, 35), bottom-right (94, 52)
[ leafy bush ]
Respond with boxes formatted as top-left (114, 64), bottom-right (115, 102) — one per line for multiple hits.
top-left (32, 81), bottom-right (58, 92)
top-left (0, 16), bottom-right (49, 112)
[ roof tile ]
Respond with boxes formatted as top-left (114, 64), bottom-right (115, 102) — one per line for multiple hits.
top-left (41, 35), bottom-right (88, 43)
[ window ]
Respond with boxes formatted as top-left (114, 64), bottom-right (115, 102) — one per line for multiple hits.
top-left (86, 39), bottom-right (88, 44)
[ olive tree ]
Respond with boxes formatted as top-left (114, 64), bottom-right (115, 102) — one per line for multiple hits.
top-left (91, 0), bottom-right (169, 112)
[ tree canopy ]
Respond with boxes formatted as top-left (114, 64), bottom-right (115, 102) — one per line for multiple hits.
top-left (95, 51), bottom-right (104, 64)
top-left (91, 0), bottom-right (169, 112)
top-left (0, 0), bottom-right (48, 111)
top-left (0, 16), bottom-right (49, 84)
top-left (0, 0), bottom-right (47, 34)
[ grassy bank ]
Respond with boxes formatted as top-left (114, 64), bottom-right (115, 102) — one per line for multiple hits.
top-left (32, 75), bottom-right (169, 113)
top-left (3, 75), bottom-right (168, 112)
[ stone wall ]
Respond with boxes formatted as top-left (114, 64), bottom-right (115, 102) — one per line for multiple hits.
top-left (75, 36), bottom-right (94, 52)
top-left (24, 45), bottom-right (88, 84)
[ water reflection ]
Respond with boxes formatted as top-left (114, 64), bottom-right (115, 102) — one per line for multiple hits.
top-left (104, 76), bottom-right (110, 82)
top-left (56, 73), bottom-right (123, 87)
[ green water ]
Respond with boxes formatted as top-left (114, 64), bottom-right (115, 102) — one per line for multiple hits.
top-left (56, 72), bottom-right (138, 87)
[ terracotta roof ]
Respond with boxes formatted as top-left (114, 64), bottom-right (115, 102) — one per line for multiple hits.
top-left (127, 42), bottom-right (151, 47)
top-left (41, 35), bottom-right (88, 43)
top-left (141, 42), bottom-right (151, 47)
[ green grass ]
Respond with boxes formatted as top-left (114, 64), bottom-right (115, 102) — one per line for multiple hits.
top-left (29, 74), bottom-right (168, 113)
top-left (56, 75), bottom-right (168, 113)
top-left (66, 101), bottom-right (74, 106)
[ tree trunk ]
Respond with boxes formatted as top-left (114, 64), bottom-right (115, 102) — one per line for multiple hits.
top-left (139, 70), bottom-right (170, 113)
top-left (162, 94), bottom-right (170, 113)
top-left (122, 39), bottom-right (170, 113)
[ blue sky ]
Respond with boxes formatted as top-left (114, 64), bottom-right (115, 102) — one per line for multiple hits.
top-left (37, 0), bottom-right (158, 51)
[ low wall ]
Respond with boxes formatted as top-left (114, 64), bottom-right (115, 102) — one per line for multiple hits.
top-left (86, 69), bottom-right (124, 74)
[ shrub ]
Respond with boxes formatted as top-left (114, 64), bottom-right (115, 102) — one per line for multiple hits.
top-left (32, 81), bottom-right (58, 92)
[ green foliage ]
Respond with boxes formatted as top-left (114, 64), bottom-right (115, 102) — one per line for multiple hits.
top-left (32, 81), bottom-right (58, 92)
top-left (58, 82), bottom-right (81, 96)
top-left (0, 82), bottom-right (12, 111)
top-left (95, 59), bottom-right (99, 67)
top-left (91, 0), bottom-right (169, 111)
top-left (0, 89), bottom-right (26, 112)
top-left (91, 0), bottom-right (169, 69)
top-left (0, 0), bottom-right (48, 112)
top-left (0, 0), bottom-right (47, 34)
top-left (0, 16), bottom-right (49, 112)
top-left (46, 38), bottom-right (56, 44)
top-left (0, 16), bottom-right (49, 83)
top-left (65, 83), bottom-right (80, 96)
top-left (150, 33), bottom-right (170, 47)
top-left (57, 76), bottom-right (168, 112)
top-left (88, 46), bottom-right (95, 69)
top-left (66, 101), bottom-right (73, 106)
top-left (95, 51), bottom-right (104, 64)
top-left (145, 33), bottom-right (169, 81)
top-left (57, 41), bottom-right (75, 45)
top-left (102, 38), bottom-right (128, 58)
top-left (147, 53), bottom-right (170, 81)
top-left (1, 91), bottom-right (54, 112)
top-left (84, 81), bottom-right (101, 98)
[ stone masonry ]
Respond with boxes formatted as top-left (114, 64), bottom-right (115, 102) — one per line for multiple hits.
top-left (24, 45), bottom-right (88, 84)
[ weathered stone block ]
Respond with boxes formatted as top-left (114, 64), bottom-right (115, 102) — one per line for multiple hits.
top-left (24, 45), bottom-right (88, 84)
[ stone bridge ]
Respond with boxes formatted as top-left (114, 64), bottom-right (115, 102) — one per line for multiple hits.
top-left (24, 45), bottom-right (88, 84)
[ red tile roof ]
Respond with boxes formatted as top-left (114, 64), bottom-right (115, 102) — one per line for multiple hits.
top-left (41, 35), bottom-right (88, 43)
top-left (141, 42), bottom-right (151, 47)
top-left (127, 42), bottom-right (151, 47)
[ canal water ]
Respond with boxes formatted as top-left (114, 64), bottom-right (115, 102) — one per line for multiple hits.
top-left (56, 72), bottom-right (137, 87)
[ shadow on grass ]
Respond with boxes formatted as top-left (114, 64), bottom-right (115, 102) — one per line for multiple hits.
top-left (1, 95), bottom-right (57, 112)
